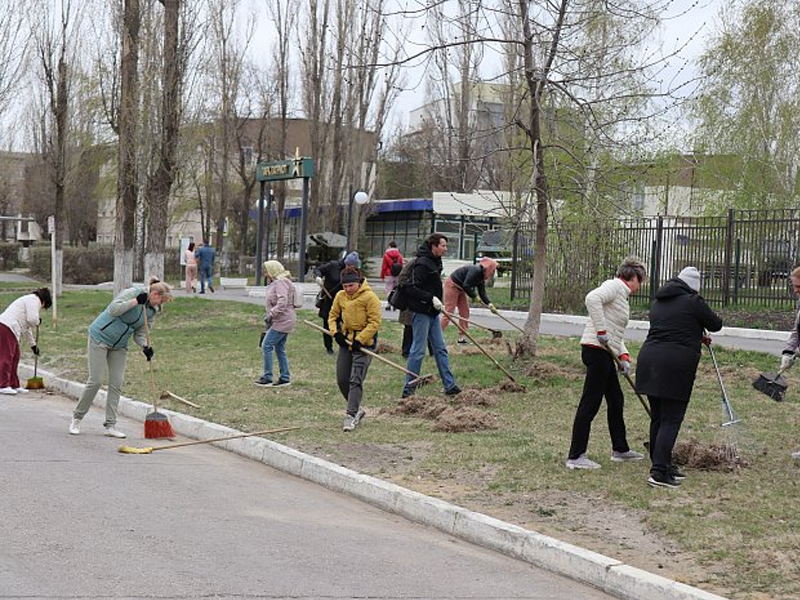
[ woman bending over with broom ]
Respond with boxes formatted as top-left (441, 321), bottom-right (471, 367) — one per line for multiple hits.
top-left (0, 287), bottom-right (51, 395)
top-left (69, 277), bottom-right (172, 438)
top-left (328, 266), bottom-right (382, 432)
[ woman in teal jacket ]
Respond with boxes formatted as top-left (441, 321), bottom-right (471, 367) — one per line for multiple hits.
top-left (69, 278), bottom-right (172, 438)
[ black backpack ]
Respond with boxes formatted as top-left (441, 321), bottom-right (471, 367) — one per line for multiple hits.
top-left (387, 258), bottom-right (416, 310)
top-left (390, 256), bottom-right (402, 277)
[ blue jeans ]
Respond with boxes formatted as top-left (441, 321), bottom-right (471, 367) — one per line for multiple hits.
top-left (403, 312), bottom-right (456, 394)
top-left (261, 329), bottom-right (290, 383)
top-left (199, 264), bottom-right (213, 291)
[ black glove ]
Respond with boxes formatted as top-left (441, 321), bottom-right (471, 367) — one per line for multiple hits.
top-left (31, 345), bottom-right (40, 356)
top-left (334, 332), bottom-right (347, 348)
top-left (136, 292), bottom-right (149, 305)
top-left (142, 346), bottom-right (154, 361)
top-left (351, 339), bottom-right (362, 352)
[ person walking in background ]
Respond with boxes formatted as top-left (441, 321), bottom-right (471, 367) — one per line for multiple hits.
top-left (380, 241), bottom-right (403, 311)
top-left (328, 266), bottom-right (382, 431)
top-left (255, 260), bottom-right (296, 388)
top-left (400, 233), bottom-right (460, 399)
top-left (69, 278), bottom-right (173, 438)
top-left (314, 251), bottom-right (361, 355)
top-left (566, 256), bottom-right (647, 470)
top-left (194, 240), bottom-right (216, 293)
top-left (0, 287), bottom-right (51, 395)
top-left (441, 257), bottom-right (499, 344)
top-left (184, 241), bottom-right (197, 293)
top-left (636, 266), bottom-right (723, 489)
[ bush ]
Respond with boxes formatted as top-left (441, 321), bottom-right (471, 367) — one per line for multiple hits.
top-left (0, 243), bottom-right (21, 270)
top-left (28, 245), bottom-right (184, 284)
top-left (29, 245), bottom-right (114, 284)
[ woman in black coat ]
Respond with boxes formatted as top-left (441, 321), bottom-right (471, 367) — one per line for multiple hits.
top-left (635, 266), bottom-right (723, 489)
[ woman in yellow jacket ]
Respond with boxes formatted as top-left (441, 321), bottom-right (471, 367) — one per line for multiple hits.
top-left (328, 266), bottom-right (382, 431)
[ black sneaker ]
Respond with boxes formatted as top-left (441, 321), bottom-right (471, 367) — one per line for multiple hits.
top-left (648, 472), bottom-right (681, 489)
top-left (669, 466), bottom-right (687, 481)
top-left (444, 385), bottom-right (462, 396)
top-left (326, 348), bottom-right (335, 355)
top-left (457, 338), bottom-right (468, 345)
top-left (272, 380), bottom-right (291, 388)
top-left (254, 377), bottom-right (273, 387)
top-left (209, 285), bottom-right (215, 293)
top-left (401, 387), bottom-right (415, 399)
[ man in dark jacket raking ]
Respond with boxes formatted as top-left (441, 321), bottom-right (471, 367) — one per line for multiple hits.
top-left (401, 233), bottom-right (460, 398)
top-left (635, 266), bottom-right (723, 489)
top-left (314, 252), bottom-right (361, 355)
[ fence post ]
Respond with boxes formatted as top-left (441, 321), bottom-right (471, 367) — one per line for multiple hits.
top-left (652, 215), bottom-right (663, 301)
top-left (723, 208), bottom-right (734, 306)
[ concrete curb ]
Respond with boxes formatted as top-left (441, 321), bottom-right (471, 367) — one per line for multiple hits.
top-left (24, 363), bottom-right (729, 600)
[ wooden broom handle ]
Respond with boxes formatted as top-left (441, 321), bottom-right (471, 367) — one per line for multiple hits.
top-left (151, 426), bottom-right (300, 451)
top-left (441, 309), bottom-right (516, 382)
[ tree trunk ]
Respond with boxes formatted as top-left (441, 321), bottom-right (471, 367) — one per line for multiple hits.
top-left (115, 0), bottom-right (140, 294)
top-left (144, 0), bottom-right (180, 283)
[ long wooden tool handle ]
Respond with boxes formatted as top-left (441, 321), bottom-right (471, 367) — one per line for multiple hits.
top-left (442, 310), bottom-right (516, 382)
top-left (143, 308), bottom-right (158, 409)
top-left (302, 319), bottom-right (430, 383)
top-left (166, 391), bottom-right (201, 409)
top-left (606, 348), bottom-right (651, 417)
top-left (482, 301), bottom-right (525, 334)
top-left (151, 426), bottom-right (300, 451)
top-left (316, 279), bottom-right (333, 299)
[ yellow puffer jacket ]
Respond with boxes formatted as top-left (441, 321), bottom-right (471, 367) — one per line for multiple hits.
top-left (328, 279), bottom-right (382, 347)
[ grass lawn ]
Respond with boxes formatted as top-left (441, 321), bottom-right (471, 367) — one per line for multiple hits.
top-left (22, 287), bottom-right (800, 599)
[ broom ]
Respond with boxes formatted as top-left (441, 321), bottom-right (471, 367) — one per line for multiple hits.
top-left (25, 325), bottom-right (45, 390)
top-left (142, 309), bottom-right (175, 439)
top-left (119, 426), bottom-right (300, 454)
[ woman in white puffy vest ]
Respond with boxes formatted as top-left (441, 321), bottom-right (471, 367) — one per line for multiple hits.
top-left (566, 257), bottom-right (647, 471)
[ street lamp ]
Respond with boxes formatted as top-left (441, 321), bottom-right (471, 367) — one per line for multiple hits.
top-left (346, 189), bottom-right (369, 254)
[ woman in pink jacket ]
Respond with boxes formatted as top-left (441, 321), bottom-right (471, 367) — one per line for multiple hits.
top-left (255, 261), bottom-right (296, 388)
top-left (0, 287), bottom-right (52, 394)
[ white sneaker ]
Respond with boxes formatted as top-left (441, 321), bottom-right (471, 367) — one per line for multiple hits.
top-left (611, 450), bottom-right (645, 462)
top-left (566, 454), bottom-right (601, 470)
top-left (104, 426), bottom-right (126, 439)
top-left (15, 387), bottom-right (28, 393)
top-left (791, 451), bottom-right (800, 460)
top-left (0, 387), bottom-right (18, 395)
top-left (69, 418), bottom-right (81, 435)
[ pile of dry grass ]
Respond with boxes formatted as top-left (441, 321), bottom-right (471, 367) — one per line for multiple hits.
top-left (673, 438), bottom-right (749, 472)
top-left (432, 406), bottom-right (498, 432)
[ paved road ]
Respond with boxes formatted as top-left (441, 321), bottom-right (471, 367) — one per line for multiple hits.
top-left (1, 392), bottom-right (616, 599)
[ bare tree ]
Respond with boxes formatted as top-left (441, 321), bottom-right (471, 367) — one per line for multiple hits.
top-left (27, 0), bottom-right (87, 298)
top-left (382, 0), bottom-right (691, 359)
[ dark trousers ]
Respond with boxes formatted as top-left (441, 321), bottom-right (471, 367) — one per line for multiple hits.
top-left (321, 316), bottom-right (333, 352)
top-left (648, 395), bottom-right (689, 476)
top-left (336, 348), bottom-right (373, 416)
top-left (568, 346), bottom-right (631, 460)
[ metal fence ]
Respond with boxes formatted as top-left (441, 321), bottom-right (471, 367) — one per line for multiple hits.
top-left (511, 209), bottom-right (800, 312)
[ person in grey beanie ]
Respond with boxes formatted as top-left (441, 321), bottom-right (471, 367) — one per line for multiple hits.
top-left (635, 266), bottom-right (723, 489)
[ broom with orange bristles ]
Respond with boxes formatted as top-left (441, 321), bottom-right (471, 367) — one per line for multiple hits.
top-left (142, 309), bottom-right (175, 439)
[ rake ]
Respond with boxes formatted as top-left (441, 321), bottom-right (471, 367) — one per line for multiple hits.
top-left (480, 301), bottom-right (525, 334)
top-left (606, 348), bottom-right (651, 417)
top-left (302, 320), bottom-right (436, 387)
top-left (442, 309), bottom-right (516, 383)
top-left (706, 344), bottom-right (743, 427)
top-left (444, 313), bottom-right (502, 339)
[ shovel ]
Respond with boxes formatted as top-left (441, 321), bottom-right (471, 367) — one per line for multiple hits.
top-left (752, 351), bottom-right (796, 402)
